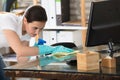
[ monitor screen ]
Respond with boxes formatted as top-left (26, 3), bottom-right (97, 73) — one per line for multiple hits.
top-left (86, 1), bottom-right (120, 47)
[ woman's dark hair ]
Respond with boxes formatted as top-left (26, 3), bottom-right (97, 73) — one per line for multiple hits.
top-left (25, 5), bottom-right (47, 23)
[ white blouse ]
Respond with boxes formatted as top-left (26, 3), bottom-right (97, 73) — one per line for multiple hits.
top-left (0, 13), bottom-right (29, 48)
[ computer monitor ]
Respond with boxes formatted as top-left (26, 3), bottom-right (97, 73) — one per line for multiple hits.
top-left (85, 1), bottom-right (120, 57)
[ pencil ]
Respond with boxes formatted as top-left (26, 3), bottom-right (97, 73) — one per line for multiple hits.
top-left (35, 34), bottom-right (39, 44)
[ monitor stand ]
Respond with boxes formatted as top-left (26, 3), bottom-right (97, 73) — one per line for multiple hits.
top-left (108, 41), bottom-right (115, 57)
top-left (96, 41), bottom-right (120, 57)
top-left (97, 41), bottom-right (120, 57)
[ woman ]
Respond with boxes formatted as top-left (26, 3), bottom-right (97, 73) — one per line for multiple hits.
top-left (0, 5), bottom-right (48, 80)
top-left (0, 5), bottom-right (48, 63)
top-left (0, 5), bottom-right (74, 79)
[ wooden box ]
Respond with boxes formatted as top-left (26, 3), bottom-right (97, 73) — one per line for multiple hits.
top-left (101, 57), bottom-right (116, 68)
top-left (102, 67), bottom-right (116, 73)
top-left (77, 51), bottom-right (100, 70)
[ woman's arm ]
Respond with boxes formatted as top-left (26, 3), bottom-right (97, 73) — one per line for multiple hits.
top-left (3, 30), bottom-right (39, 57)
top-left (21, 40), bottom-right (29, 46)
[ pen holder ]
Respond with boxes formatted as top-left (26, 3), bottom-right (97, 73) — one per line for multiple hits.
top-left (77, 51), bottom-right (100, 71)
top-left (101, 57), bottom-right (116, 68)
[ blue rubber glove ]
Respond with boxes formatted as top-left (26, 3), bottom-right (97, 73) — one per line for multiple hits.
top-left (52, 46), bottom-right (74, 53)
top-left (34, 38), bottom-right (46, 46)
top-left (53, 54), bottom-right (74, 62)
top-left (39, 56), bottom-right (59, 66)
top-left (38, 45), bottom-right (54, 55)
top-left (38, 45), bottom-right (74, 55)
top-left (39, 52), bottom-right (75, 66)
top-left (38, 38), bottom-right (46, 45)
top-left (38, 46), bottom-right (75, 66)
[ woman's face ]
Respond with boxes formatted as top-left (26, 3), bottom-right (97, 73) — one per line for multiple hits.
top-left (23, 18), bottom-right (46, 37)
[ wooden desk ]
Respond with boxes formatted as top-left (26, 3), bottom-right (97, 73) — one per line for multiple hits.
top-left (3, 59), bottom-right (120, 80)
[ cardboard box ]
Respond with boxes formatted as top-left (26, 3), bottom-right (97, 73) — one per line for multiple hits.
top-left (77, 51), bottom-right (100, 70)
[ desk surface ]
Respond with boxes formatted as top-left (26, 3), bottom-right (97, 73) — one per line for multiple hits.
top-left (4, 58), bottom-right (120, 80)
top-left (3, 46), bottom-right (120, 80)
top-left (4, 59), bottom-right (99, 73)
